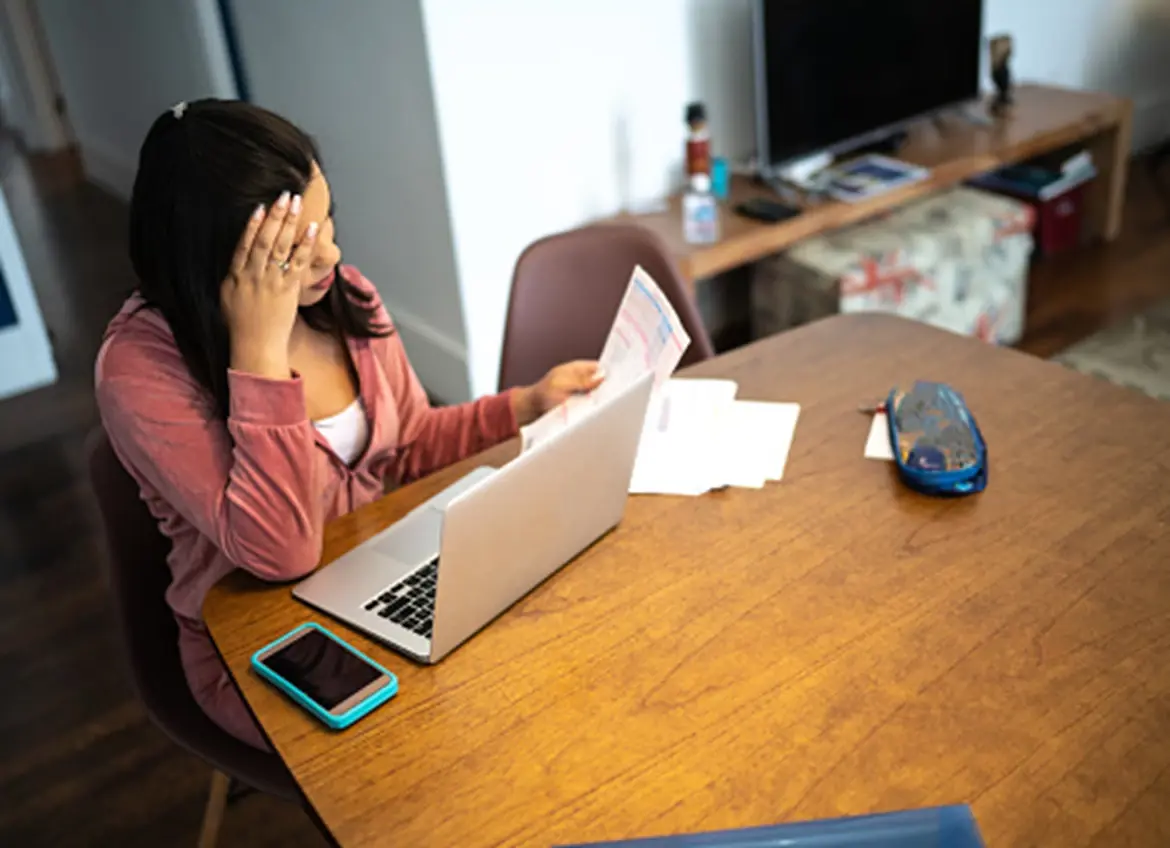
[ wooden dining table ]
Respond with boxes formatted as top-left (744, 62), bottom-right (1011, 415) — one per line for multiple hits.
top-left (205, 313), bottom-right (1170, 847)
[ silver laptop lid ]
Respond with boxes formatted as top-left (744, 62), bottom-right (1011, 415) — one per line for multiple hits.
top-left (290, 466), bottom-right (494, 661)
top-left (427, 371), bottom-right (655, 662)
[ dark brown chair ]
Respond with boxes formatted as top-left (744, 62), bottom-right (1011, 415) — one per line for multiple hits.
top-left (498, 223), bottom-right (715, 391)
top-left (86, 428), bottom-right (299, 848)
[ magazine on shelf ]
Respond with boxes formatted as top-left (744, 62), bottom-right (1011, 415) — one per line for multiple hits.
top-left (825, 154), bottom-right (930, 203)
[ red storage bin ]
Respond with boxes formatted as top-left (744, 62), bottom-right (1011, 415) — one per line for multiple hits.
top-left (975, 178), bottom-right (1091, 257)
top-left (1032, 182), bottom-right (1088, 256)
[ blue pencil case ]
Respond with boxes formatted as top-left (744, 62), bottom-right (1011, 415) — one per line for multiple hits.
top-left (886, 381), bottom-right (987, 496)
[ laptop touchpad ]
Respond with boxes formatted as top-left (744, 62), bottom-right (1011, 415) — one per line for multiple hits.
top-left (372, 509), bottom-right (443, 566)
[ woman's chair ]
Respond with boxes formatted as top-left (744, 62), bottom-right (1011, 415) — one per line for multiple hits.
top-left (498, 223), bottom-right (715, 391)
top-left (86, 428), bottom-right (299, 848)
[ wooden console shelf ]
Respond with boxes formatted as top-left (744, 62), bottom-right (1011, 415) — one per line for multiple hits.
top-left (617, 85), bottom-right (1133, 282)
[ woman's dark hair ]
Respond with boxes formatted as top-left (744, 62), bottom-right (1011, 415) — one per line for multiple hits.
top-left (129, 99), bottom-right (390, 418)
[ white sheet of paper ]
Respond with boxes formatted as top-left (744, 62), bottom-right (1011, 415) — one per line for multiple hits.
top-left (628, 378), bottom-right (738, 496)
top-left (521, 265), bottom-right (691, 452)
top-left (864, 412), bottom-right (895, 460)
top-left (629, 386), bottom-right (801, 496)
top-left (719, 401), bottom-right (801, 487)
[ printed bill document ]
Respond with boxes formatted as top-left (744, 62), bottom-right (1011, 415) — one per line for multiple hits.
top-left (520, 265), bottom-right (691, 450)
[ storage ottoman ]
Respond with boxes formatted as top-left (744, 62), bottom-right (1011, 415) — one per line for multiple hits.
top-left (750, 187), bottom-right (1035, 345)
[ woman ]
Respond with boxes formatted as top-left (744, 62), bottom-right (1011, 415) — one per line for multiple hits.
top-left (95, 100), bottom-right (600, 749)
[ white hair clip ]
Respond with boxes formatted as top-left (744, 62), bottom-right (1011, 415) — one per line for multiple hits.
top-left (171, 101), bottom-right (188, 119)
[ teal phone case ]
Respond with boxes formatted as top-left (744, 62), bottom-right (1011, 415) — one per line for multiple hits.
top-left (251, 622), bottom-right (398, 730)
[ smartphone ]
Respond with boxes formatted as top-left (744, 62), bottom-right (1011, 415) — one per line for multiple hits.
top-left (735, 197), bottom-right (802, 223)
top-left (251, 622), bottom-right (398, 730)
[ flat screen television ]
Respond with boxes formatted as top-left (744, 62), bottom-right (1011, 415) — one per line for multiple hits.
top-left (753, 0), bottom-right (985, 174)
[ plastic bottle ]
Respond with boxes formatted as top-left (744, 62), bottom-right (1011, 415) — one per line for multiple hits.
top-left (683, 173), bottom-right (720, 245)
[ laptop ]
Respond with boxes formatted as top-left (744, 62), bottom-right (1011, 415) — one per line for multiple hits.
top-left (293, 372), bottom-right (655, 663)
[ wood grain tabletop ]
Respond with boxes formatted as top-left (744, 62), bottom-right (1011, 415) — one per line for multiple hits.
top-left (205, 313), bottom-right (1170, 847)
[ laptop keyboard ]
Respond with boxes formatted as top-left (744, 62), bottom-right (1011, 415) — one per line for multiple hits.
top-left (362, 557), bottom-right (438, 639)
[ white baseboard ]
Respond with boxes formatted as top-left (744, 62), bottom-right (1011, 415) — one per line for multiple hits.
top-left (78, 137), bottom-right (136, 200)
top-left (382, 300), bottom-right (471, 404)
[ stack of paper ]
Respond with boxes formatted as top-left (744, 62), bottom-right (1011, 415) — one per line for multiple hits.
top-left (630, 378), bottom-right (800, 496)
top-left (520, 264), bottom-right (800, 496)
top-left (628, 378), bottom-right (736, 496)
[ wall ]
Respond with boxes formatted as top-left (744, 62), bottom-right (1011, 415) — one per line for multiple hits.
top-left (984, 0), bottom-right (1170, 149)
top-left (26, 1), bottom-right (1169, 400)
top-left (422, 0), bottom-right (700, 396)
top-left (0, 0), bottom-right (71, 152)
top-left (0, 9), bottom-right (33, 141)
top-left (229, 0), bottom-right (472, 402)
top-left (423, 0), bottom-right (1169, 396)
top-left (684, 0), bottom-right (757, 166)
top-left (37, 0), bottom-right (236, 198)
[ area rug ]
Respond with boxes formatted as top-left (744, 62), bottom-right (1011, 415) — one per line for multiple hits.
top-left (1053, 298), bottom-right (1170, 401)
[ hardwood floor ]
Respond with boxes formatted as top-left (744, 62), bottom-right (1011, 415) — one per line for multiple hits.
top-left (0, 137), bottom-right (1166, 846)
top-left (1021, 157), bottom-right (1170, 357)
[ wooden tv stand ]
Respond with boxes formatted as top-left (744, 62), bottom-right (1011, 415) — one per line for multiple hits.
top-left (616, 84), bottom-right (1133, 284)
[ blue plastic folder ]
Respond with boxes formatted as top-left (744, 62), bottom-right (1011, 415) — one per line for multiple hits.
top-left (559, 805), bottom-right (985, 848)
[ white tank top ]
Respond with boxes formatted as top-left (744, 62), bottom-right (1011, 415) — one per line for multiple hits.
top-left (313, 398), bottom-right (369, 465)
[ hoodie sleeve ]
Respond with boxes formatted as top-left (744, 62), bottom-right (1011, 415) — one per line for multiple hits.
top-left (95, 319), bottom-right (324, 581)
top-left (381, 330), bottom-right (518, 485)
top-left (341, 266), bottom-right (519, 485)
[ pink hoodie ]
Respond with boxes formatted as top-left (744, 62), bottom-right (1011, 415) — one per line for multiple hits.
top-left (95, 266), bottom-right (517, 748)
